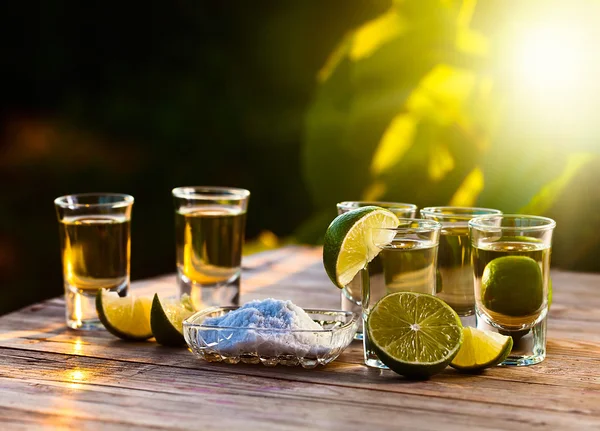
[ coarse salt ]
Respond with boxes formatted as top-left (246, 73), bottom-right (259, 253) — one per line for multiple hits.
top-left (199, 298), bottom-right (330, 357)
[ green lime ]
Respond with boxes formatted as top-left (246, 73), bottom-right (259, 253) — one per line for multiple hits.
top-left (367, 292), bottom-right (463, 379)
top-left (151, 293), bottom-right (195, 347)
top-left (323, 206), bottom-right (399, 289)
top-left (450, 327), bottom-right (513, 371)
top-left (96, 290), bottom-right (153, 341)
top-left (481, 256), bottom-right (543, 317)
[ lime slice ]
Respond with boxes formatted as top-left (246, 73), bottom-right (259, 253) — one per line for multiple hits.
top-left (367, 292), bottom-right (463, 379)
top-left (450, 327), bottom-right (513, 371)
top-left (150, 293), bottom-right (195, 347)
top-left (323, 206), bottom-right (400, 289)
top-left (96, 290), bottom-right (153, 341)
top-left (482, 256), bottom-right (543, 317)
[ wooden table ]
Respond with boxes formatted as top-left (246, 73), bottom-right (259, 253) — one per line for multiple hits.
top-left (1, 246), bottom-right (599, 430)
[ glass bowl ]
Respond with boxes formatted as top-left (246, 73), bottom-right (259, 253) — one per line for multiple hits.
top-left (183, 307), bottom-right (359, 368)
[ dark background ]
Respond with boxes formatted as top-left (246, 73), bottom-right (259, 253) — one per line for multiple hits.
top-left (2, 1), bottom-right (599, 316)
top-left (0, 1), bottom-right (391, 314)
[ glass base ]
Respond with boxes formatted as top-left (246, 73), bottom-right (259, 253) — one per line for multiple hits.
top-left (364, 357), bottom-right (388, 369)
top-left (65, 281), bottom-right (127, 331)
top-left (362, 314), bottom-right (388, 369)
top-left (67, 318), bottom-right (104, 331)
top-left (476, 309), bottom-right (547, 366)
top-left (178, 269), bottom-right (240, 311)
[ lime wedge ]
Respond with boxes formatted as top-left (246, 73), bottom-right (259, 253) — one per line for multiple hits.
top-left (367, 292), bottom-right (463, 379)
top-left (96, 290), bottom-right (153, 341)
top-left (150, 293), bottom-right (195, 347)
top-left (323, 206), bottom-right (399, 289)
top-left (450, 327), bottom-right (513, 371)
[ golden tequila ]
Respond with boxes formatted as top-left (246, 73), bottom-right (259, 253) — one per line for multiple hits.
top-left (59, 215), bottom-right (130, 294)
top-left (380, 240), bottom-right (438, 295)
top-left (436, 226), bottom-right (474, 316)
top-left (362, 240), bottom-right (438, 337)
top-left (473, 240), bottom-right (550, 329)
top-left (361, 221), bottom-right (440, 369)
top-left (346, 241), bottom-right (437, 309)
top-left (175, 205), bottom-right (246, 286)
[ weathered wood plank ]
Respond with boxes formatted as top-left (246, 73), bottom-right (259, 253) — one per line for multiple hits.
top-left (1, 341), bottom-right (599, 415)
top-left (1, 349), bottom-right (599, 430)
top-left (1, 303), bottom-right (599, 390)
top-left (0, 246), bottom-right (599, 430)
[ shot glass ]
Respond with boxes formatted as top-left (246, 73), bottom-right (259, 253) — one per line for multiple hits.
top-left (54, 193), bottom-right (134, 330)
top-left (469, 214), bottom-right (556, 366)
top-left (362, 219), bottom-right (441, 368)
top-left (421, 206), bottom-right (502, 327)
top-left (336, 201), bottom-right (418, 340)
top-left (173, 186), bottom-right (250, 310)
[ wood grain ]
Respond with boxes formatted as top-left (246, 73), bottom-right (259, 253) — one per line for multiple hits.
top-left (0, 246), bottom-right (599, 430)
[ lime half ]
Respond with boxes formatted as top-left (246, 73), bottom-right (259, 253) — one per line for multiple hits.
top-left (323, 206), bottom-right (399, 289)
top-left (151, 293), bottom-right (195, 347)
top-left (450, 327), bottom-right (513, 371)
top-left (482, 256), bottom-right (543, 317)
top-left (96, 290), bottom-right (153, 341)
top-left (367, 292), bottom-right (463, 379)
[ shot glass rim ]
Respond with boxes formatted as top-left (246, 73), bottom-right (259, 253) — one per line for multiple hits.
top-left (54, 193), bottom-right (134, 209)
top-left (172, 186), bottom-right (250, 201)
top-left (371, 218), bottom-right (442, 233)
top-left (468, 214), bottom-right (556, 231)
top-left (337, 201), bottom-right (418, 212)
top-left (421, 206), bottom-right (502, 219)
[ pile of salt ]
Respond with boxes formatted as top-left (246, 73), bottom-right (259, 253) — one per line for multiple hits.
top-left (200, 299), bottom-right (329, 357)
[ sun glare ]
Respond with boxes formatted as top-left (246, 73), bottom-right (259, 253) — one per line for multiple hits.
top-left (512, 24), bottom-right (585, 95)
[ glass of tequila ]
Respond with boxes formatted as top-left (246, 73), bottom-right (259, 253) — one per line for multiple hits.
top-left (336, 201), bottom-right (417, 340)
top-left (54, 193), bottom-right (133, 330)
top-left (469, 214), bottom-right (555, 366)
top-left (421, 207), bottom-right (502, 326)
top-left (173, 186), bottom-right (250, 310)
top-left (362, 219), bottom-right (441, 368)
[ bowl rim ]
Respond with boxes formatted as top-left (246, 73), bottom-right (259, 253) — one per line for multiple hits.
top-left (183, 306), bottom-right (359, 333)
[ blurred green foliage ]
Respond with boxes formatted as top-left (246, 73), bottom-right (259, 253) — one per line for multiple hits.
top-left (1, 0), bottom-right (599, 316)
top-left (300, 0), bottom-right (600, 272)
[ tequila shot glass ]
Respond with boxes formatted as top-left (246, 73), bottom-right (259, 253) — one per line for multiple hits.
top-left (336, 201), bottom-right (417, 340)
top-left (363, 219), bottom-right (441, 368)
top-left (173, 186), bottom-right (250, 310)
top-left (469, 214), bottom-right (555, 366)
top-left (55, 193), bottom-right (133, 330)
top-left (421, 206), bottom-right (502, 327)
